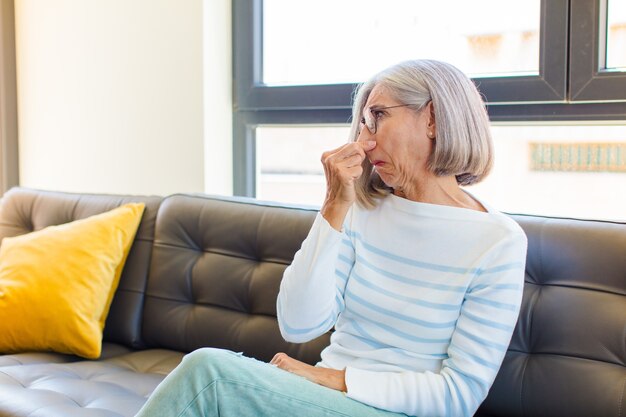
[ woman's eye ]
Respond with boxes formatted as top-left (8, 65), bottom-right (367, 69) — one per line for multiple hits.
top-left (372, 110), bottom-right (385, 119)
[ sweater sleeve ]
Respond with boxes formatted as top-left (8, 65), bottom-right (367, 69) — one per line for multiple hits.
top-left (277, 212), bottom-right (355, 343)
top-left (344, 231), bottom-right (528, 417)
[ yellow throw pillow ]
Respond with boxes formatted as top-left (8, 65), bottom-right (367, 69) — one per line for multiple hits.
top-left (0, 203), bottom-right (145, 359)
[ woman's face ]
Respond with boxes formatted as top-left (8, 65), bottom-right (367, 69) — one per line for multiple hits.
top-left (357, 84), bottom-right (435, 193)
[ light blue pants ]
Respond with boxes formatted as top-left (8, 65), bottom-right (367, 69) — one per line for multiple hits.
top-left (135, 348), bottom-right (407, 417)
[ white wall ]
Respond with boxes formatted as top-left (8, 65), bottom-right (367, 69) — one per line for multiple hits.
top-left (14, 0), bottom-right (231, 196)
top-left (203, 0), bottom-right (232, 196)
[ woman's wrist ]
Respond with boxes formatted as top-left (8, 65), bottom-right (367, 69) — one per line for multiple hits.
top-left (315, 367), bottom-right (347, 392)
top-left (320, 199), bottom-right (351, 231)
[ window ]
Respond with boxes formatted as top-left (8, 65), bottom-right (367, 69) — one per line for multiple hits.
top-left (263, 0), bottom-right (541, 86)
top-left (471, 124), bottom-right (626, 221)
top-left (235, 0), bottom-right (570, 113)
top-left (256, 126), bottom-right (348, 205)
top-left (233, 0), bottom-right (626, 221)
top-left (255, 123), bottom-right (626, 221)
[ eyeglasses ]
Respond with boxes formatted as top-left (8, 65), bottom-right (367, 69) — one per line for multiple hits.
top-left (360, 104), bottom-right (412, 134)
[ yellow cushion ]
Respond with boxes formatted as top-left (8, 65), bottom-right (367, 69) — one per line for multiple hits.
top-left (0, 203), bottom-right (145, 359)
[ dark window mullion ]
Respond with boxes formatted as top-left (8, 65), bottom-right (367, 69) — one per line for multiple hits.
top-left (478, 0), bottom-right (568, 103)
top-left (569, 0), bottom-right (626, 101)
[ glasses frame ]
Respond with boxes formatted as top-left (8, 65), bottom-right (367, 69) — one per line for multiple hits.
top-left (361, 104), bottom-right (413, 134)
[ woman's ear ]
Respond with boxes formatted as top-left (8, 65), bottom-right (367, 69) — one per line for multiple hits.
top-left (426, 101), bottom-right (436, 139)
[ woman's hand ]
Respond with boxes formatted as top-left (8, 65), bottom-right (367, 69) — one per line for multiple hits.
top-left (320, 141), bottom-right (376, 230)
top-left (270, 352), bottom-right (347, 392)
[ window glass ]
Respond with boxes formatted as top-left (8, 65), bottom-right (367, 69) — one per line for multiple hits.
top-left (470, 124), bottom-right (626, 222)
top-left (263, 0), bottom-right (540, 86)
top-left (256, 126), bottom-right (349, 205)
top-left (607, 0), bottom-right (626, 70)
top-left (256, 124), bottom-right (626, 221)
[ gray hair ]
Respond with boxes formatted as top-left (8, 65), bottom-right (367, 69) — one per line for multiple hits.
top-left (349, 59), bottom-right (494, 208)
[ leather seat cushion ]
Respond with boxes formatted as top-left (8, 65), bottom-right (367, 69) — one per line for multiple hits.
top-left (0, 343), bottom-right (133, 367)
top-left (0, 348), bottom-right (184, 417)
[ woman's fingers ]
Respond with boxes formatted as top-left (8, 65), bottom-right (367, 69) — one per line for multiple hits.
top-left (322, 144), bottom-right (365, 204)
top-left (320, 141), bottom-right (376, 229)
top-left (322, 143), bottom-right (372, 181)
top-left (322, 141), bottom-right (375, 165)
top-left (343, 153), bottom-right (366, 169)
top-left (270, 352), bottom-right (346, 392)
top-left (270, 353), bottom-right (310, 374)
top-left (270, 352), bottom-right (290, 367)
top-left (359, 140), bottom-right (377, 152)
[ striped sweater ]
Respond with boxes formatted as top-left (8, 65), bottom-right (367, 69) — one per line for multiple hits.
top-left (277, 193), bottom-right (527, 417)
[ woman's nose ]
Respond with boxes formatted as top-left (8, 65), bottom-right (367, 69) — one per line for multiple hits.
top-left (357, 127), bottom-right (374, 143)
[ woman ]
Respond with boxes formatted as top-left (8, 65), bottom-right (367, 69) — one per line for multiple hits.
top-left (136, 59), bottom-right (527, 417)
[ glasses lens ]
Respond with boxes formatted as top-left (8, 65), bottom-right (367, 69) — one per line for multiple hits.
top-left (364, 108), bottom-right (376, 133)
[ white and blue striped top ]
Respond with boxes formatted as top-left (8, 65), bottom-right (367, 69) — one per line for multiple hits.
top-left (278, 194), bottom-right (527, 417)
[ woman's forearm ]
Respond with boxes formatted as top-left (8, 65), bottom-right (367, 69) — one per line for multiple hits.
top-left (277, 214), bottom-right (345, 342)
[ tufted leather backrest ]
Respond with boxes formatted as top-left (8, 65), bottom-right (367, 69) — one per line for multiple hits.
top-left (478, 215), bottom-right (626, 417)
top-left (142, 195), bottom-right (625, 414)
top-left (141, 194), bottom-right (331, 364)
top-left (0, 187), bottom-right (163, 349)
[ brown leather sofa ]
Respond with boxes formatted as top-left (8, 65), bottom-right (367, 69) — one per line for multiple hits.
top-left (0, 187), bottom-right (623, 417)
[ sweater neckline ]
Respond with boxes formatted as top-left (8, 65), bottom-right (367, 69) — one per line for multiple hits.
top-left (386, 191), bottom-right (495, 220)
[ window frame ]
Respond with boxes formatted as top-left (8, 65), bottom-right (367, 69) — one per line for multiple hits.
top-left (235, 0), bottom-right (570, 110)
top-left (233, 0), bottom-right (626, 197)
top-left (569, 0), bottom-right (626, 101)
